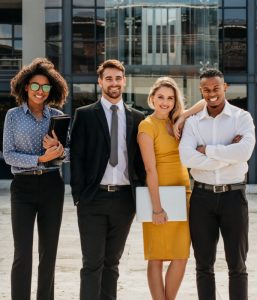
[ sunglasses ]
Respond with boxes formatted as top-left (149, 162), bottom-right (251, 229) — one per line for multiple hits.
top-left (29, 82), bottom-right (52, 93)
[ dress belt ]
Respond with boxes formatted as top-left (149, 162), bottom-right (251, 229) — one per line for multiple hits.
top-left (194, 181), bottom-right (245, 193)
top-left (99, 184), bottom-right (131, 192)
top-left (14, 169), bottom-right (59, 176)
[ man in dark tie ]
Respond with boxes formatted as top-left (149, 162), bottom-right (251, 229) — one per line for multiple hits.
top-left (70, 59), bottom-right (146, 300)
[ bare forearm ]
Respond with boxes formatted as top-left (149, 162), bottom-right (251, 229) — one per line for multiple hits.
top-left (146, 169), bottom-right (162, 212)
top-left (184, 99), bottom-right (205, 118)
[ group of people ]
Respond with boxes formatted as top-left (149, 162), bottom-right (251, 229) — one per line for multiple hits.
top-left (2, 57), bottom-right (255, 300)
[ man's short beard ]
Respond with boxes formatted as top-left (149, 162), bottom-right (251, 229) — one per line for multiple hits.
top-left (106, 89), bottom-right (121, 100)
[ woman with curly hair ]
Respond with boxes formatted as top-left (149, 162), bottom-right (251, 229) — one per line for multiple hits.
top-left (3, 57), bottom-right (69, 300)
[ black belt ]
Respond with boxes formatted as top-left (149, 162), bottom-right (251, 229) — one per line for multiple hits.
top-left (15, 169), bottom-right (59, 176)
top-left (99, 185), bottom-right (131, 192)
top-left (194, 181), bottom-right (245, 193)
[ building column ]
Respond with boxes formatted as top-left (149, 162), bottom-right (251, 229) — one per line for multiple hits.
top-left (62, 0), bottom-right (72, 183)
top-left (22, 0), bottom-right (45, 66)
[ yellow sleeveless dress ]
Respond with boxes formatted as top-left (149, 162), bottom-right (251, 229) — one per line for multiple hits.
top-left (138, 115), bottom-right (191, 260)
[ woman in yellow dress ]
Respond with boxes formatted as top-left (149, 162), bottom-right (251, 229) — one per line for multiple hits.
top-left (137, 77), bottom-right (204, 299)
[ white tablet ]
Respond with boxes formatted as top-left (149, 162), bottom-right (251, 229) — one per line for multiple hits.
top-left (136, 186), bottom-right (187, 222)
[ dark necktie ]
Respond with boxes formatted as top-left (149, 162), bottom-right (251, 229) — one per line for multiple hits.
top-left (109, 105), bottom-right (118, 167)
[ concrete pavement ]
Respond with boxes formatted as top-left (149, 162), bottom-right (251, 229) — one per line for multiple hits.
top-left (0, 181), bottom-right (257, 299)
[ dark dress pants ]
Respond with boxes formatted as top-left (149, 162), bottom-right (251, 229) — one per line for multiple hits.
top-left (77, 188), bottom-right (135, 300)
top-left (190, 187), bottom-right (248, 300)
top-left (10, 171), bottom-right (64, 300)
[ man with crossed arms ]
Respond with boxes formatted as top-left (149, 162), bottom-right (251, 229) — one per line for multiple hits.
top-left (179, 69), bottom-right (255, 300)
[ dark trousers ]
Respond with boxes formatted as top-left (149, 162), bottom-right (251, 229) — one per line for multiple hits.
top-left (77, 188), bottom-right (135, 300)
top-left (190, 187), bottom-right (248, 300)
top-left (10, 171), bottom-right (64, 300)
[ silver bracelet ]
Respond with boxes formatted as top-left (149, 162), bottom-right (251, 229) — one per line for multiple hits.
top-left (152, 208), bottom-right (164, 215)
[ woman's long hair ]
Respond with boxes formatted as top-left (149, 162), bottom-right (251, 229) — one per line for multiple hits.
top-left (147, 76), bottom-right (184, 124)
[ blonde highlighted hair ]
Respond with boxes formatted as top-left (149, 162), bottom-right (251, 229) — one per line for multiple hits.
top-left (147, 77), bottom-right (184, 124)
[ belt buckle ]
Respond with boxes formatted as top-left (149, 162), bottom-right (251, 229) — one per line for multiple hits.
top-left (213, 185), bottom-right (226, 193)
top-left (34, 170), bottom-right (43, 175)
top-left (107, 185), bottom-right (116, 192)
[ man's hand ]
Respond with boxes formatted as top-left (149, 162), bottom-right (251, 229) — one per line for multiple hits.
top-left (232, 134), bottom-right (242, 144)
top-left (173, 115), bottom-right (186, 140)
top-left (196, 145), bottom-right (206, 154)
top-left (196, 135), bottom-right (242, 156)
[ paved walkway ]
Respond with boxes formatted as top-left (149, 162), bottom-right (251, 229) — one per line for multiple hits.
top-left (0, 182), bottom-right (257, 299)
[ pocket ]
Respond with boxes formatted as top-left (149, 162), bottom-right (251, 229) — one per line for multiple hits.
top-left (10, 177), bottom-right (24, 193)
top-left (238, 188), bottom-right (248, 206)
top-left (10, 177), bottom-right (27, 202)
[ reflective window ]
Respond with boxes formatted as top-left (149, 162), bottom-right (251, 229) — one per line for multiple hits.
top-left (105, 9), bottom-right (118, 59)
top-left (218, 8), bottom-right (223, 70)
top-left (96, 41), bottom-right (105, 66)
top-left (14, 40), bottom-right (22, 50)
top-left (45, 0), bottom-right (62, 7)
top-left (46, 9), bottom-right (62, 41)
top-left (255, 10), bottom-right (257, 70)
top-left (106, 4), bottom-right (218, 68)
top-left (72, 84), bottom-right (97, 113)
top-left (72, 3), bottom-right (105, 74)
top-left (73, 9), bottom-right (95, 40)
top-left (0, 24), bottom-right (12, 39)
top-left (45, 7), bottom-right (62, 70)
top-left (46, 42), bottom-right (62, 71)
top-left (96, 9), bottom-right (105, 39)
top-left (14, 40), bottom-right (22, 59)
top-left (14, 25), bottom-right (22, 38)
top-left (0, 40), bottom-right (13, 57)
top-left (105, 0), bottom-right (218, 108)
top-left (97, 0), bottom-right (105, 6)
top-left (224, 0), bottom-right (246, 7)
top-left (0, 8), bottom-right (22, 70)
top-left (73, 0), bottom-right (95, 7)
top-left (73, 42), bottom-right (95, 73)
top-left (223, 9), bottom-right (246, 73)
top-left (226, 84), bottom-right (247, 110)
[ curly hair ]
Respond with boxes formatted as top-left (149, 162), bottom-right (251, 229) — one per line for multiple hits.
top-left (147, 77), bottom-right (184, 124)
top-left (10, 57), bottom-right (68, 107)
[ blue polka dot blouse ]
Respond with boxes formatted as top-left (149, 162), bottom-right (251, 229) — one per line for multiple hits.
top-left (3, 102), bottom-right (67, 174)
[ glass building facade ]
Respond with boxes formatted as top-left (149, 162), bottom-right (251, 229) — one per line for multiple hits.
top-left (105, 0), bottom-right (219, 110)
top-left (0, 0), bottom-right (255, 183)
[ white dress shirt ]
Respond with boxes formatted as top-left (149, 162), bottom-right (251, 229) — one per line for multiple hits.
top-left (179, 101), bottom-right (255, 184)
top-left (100, 97), bottom-right (130, 185)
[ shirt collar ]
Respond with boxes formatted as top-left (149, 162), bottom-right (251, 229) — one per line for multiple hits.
top-left (199, 100), bottom-right (232, 120)
top-left (101, 97), bottom-right (124, 112)
top-left (22, 102), bottom-right (29, 114)
top-left (22, 102), bottom-right (50, 118)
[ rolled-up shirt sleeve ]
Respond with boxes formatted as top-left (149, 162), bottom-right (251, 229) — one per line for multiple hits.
top-left (205, 111), bottom-right (255, 164)
top-left (179, 118), bottom-right (229, 170)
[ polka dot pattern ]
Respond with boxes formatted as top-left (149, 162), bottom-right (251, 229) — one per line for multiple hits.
top-left (3, 103), bottom-right (64, 174)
